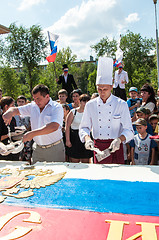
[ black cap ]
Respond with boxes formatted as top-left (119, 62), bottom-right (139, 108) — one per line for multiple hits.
top-left (62, 64), bottom-right (68, 70)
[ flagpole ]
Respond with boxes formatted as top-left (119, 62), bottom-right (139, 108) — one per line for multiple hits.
top-left (153, 0), bottom-right (159, 88)
top-left (47, 31), bottom-right (58, 79)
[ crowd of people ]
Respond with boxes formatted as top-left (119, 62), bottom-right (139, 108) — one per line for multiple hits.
top-left (0, 59), bottom-right (159, 165)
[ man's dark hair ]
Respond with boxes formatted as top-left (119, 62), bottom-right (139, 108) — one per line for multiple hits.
top-left (32, 84), bottom-right (49, 97)
top-left (17, 95), bottom-right (27, 102)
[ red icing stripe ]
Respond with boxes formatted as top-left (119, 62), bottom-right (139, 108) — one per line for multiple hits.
top-left (0, 205), bottom-right (159, 240)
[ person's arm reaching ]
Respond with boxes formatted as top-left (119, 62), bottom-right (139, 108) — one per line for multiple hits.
top-left (22, 122), bottom-right (59, 142)
top-left (3, 107), bottom-right (20, 125)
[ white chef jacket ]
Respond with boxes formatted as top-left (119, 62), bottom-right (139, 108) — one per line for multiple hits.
top-left (79, 94), bottom-right (134, 143)
top-left (113, 69), bottom-right (129, 89)
top-left (18, 98), bottom-right (63, 145)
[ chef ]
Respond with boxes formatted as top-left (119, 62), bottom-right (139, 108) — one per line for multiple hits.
top-left (79, 57), bottom-right (134, 164)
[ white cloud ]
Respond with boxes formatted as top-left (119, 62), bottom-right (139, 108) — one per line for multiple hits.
top-left (18, 0), bottom-right (46, 11)
top-left (125, 13), bottom-right (140, 23)
top-left (45, 0), bottom-right (140, 60)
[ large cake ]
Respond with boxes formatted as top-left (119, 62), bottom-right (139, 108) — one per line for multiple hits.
top-left (0, 161), bottom-right (159, 239)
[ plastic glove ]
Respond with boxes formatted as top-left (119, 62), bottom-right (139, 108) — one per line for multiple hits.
top-left (109, 138), bottom-right (121, 153)
top-left (85, 139), bottom-right (94, 150)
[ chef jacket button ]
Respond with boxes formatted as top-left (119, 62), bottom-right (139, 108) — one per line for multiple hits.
top-left (109, 112), bottom-right (111, 114)
top-left (99, 112), bottom-right (101, 114)
top-left (100, 134), bottom-right (101, 136)
top-left (108, 134), bottom-right (109, 136)
top-left (109, 105), bottom-right (111, 107)
top-left (98, 105), bottom-right (100, 107)
top-left (109, 119), bottom-right (110, 121)
top-left (108, 126), bottom-right (110, 128)
top-left (100, 126), bottom-right (101, 128)
top-left (99, 119), bottom-right (101, 121)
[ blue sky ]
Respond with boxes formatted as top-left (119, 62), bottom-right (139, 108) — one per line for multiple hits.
top-left (1, 0), bottom-right (159, 61)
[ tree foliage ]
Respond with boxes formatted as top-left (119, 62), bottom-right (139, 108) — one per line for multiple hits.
top-left (120, 31), bottom-right (156, 84)
top-left (91, 36), bottom-right (116, 58)
top-left (91, 31), bottom-right (157, 92)
top-left (0, 66), bottom-right (20, 99)
top-left (5, 23), bottom-right (48, 93)
top-left (0, 27), bottom-right (158, 99)
top-left (77, 62), bottom-right (96, 93)
top-left (87, 69), bottom-right (97, 96)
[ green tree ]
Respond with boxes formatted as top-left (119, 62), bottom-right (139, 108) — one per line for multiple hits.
top-left (91, 31), bottom-right (157, 91)
top-left (0, 66), bottom-right (20, 99)
top-left (120, 31), bottom-right (156, 85)
top-left (38, 63), bottom-right (59, 100)
top-left (87, 69), bottom-right (97, 96)
top-left (77, 62), bottom-right (96, 93)
top-left (4, 23), bottom-right (47, 94)
top-left (0, 38), bottom-right (4, 65)
top-left (91, 36), bottom-right (116, 58)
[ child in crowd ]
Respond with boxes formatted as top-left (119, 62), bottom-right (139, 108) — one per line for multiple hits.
top-left (133, 107), bottom-right (153, 135)
top-left (62, 103), bottom-right (70, 161)
top-left (15, 95), bottom-right (30, 130)
top-left (127, 87), bottom-right (142, 118)
top-left (149, 114), bottom-right (159, 136)
top-left (145, 109), bottom-right (151, 121)
top-left (57, 89), bottom-right (68, 104)
top-left (129, 118), bottom-right (157, 165)
top-left (14, 95), bottom-right (32, 163)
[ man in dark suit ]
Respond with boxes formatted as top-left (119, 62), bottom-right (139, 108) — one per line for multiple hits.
top-left (56, 64), bottom-right (77, 102)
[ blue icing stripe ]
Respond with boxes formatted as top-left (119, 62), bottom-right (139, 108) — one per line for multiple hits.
top-left (3, 178), bottom-right (159, 216)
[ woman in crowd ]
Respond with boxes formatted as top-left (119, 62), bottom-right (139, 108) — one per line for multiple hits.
top-left (65, 94), bottom-right (93, 163)
top-left (68, 89), bottom-right (82, 110)
top-left (0, 96), bottom-right (19, 160)
top-left (140, 83), bottom-right (157, 113)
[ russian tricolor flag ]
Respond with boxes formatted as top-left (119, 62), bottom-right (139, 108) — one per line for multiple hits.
top-left (46, 32), bottom-right (59, 62)
top-left (114, 35), bottom-right (123, 67)
top-left (113, 59), bottom-right (121, 67)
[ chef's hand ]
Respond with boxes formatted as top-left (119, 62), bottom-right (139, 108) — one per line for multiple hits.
top-left (85, 139), bottom-right (94, 150)
top-left (109, 138), bottom-right (121, 153)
